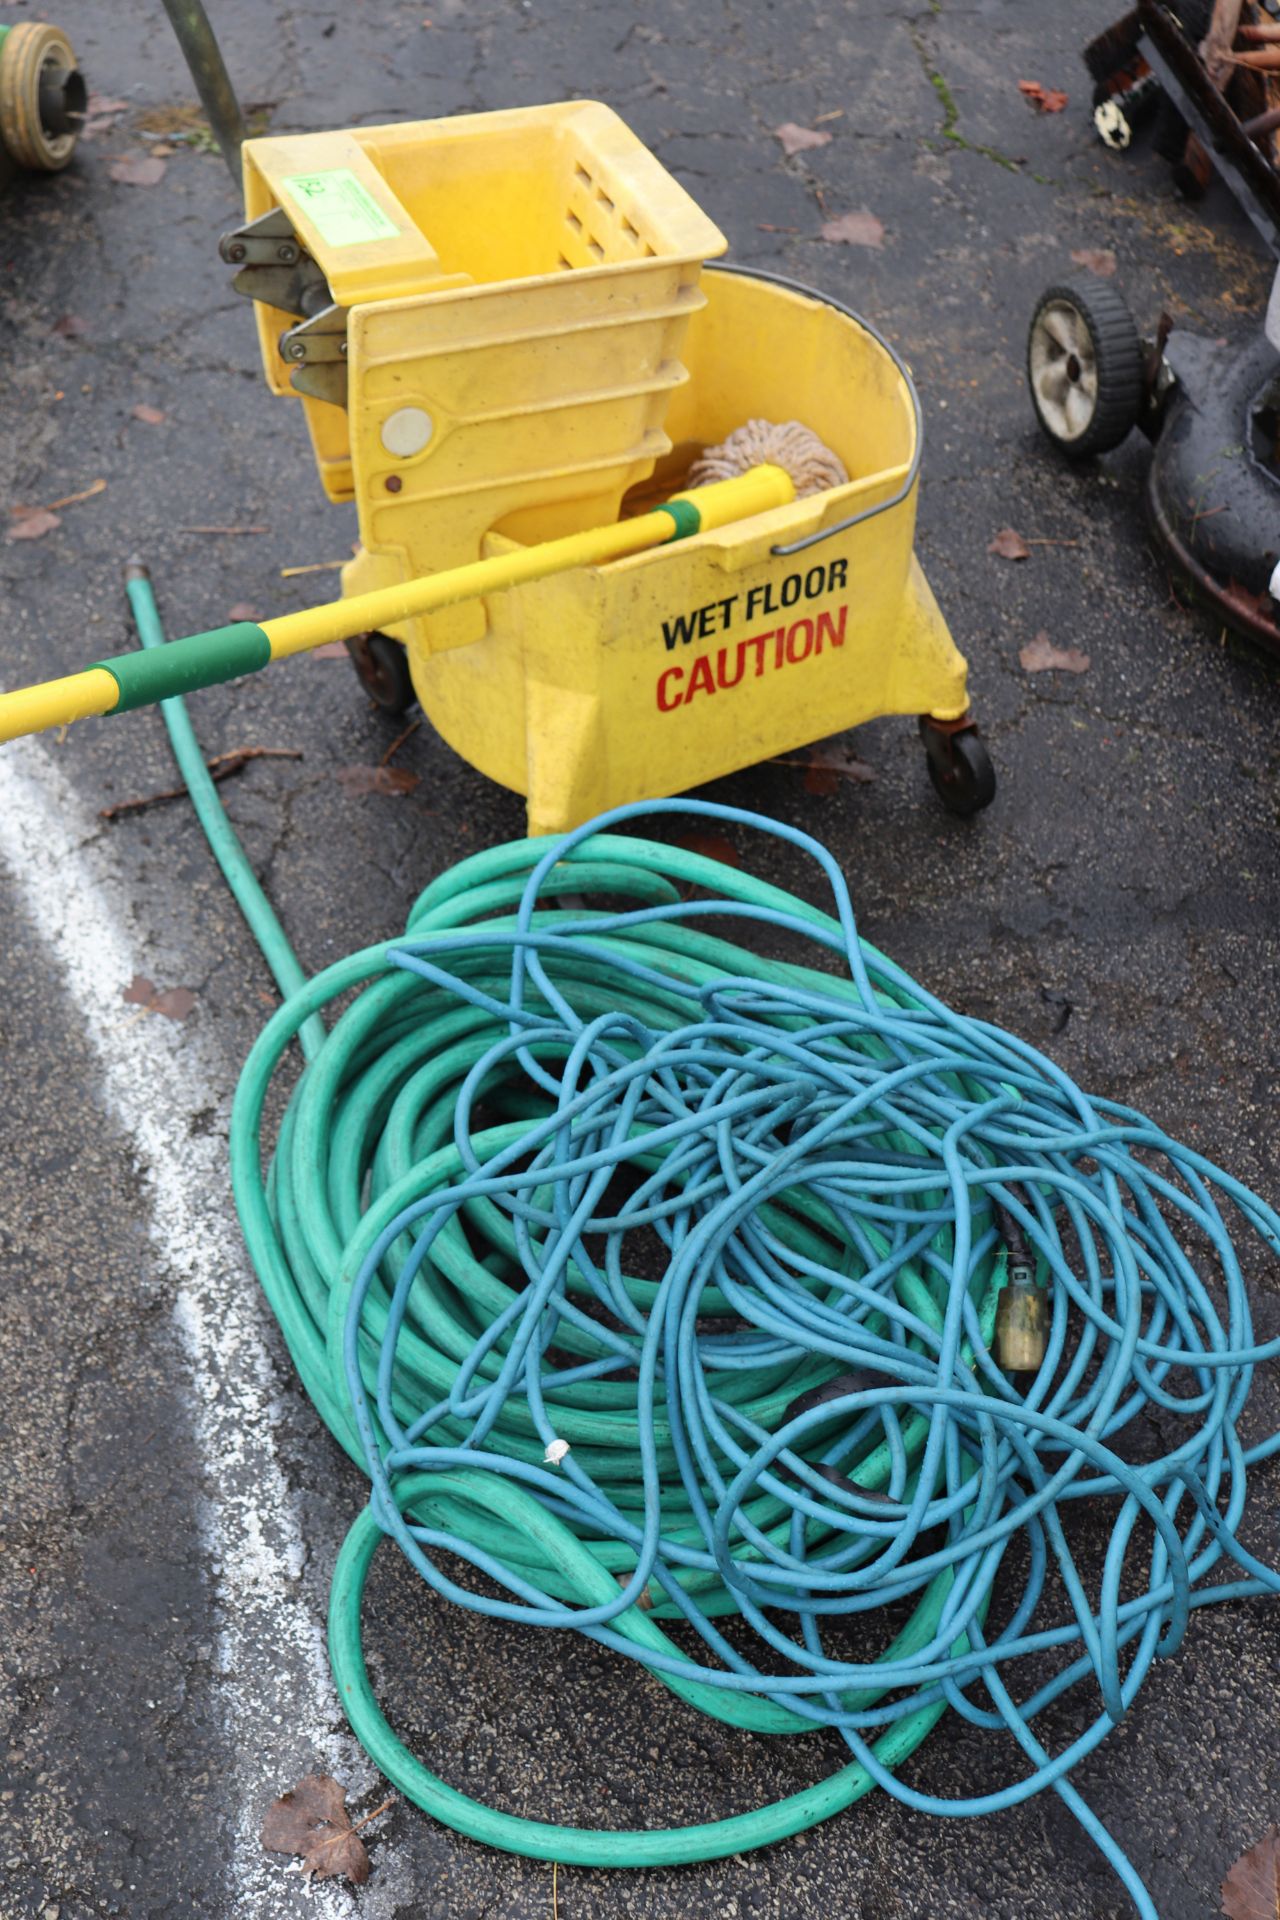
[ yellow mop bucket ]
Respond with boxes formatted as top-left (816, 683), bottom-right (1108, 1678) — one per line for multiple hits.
top-left (379, 265), bottom-right (985, 833)
top-left (219, 104), bottom-right (992, 829)
top-left (0, 106), bottom-right (994, 828)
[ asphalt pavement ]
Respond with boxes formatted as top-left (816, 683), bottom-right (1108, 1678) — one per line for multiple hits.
top-left (2, 3), bottom-right (1279, 1917)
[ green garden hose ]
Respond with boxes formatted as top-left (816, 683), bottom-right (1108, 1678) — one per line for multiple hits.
top-left (125, 571), bottom-right (1280, 1917)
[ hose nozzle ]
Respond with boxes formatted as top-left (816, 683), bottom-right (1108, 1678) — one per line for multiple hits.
top-left (996, 1261), bottom-right (1048, 1373)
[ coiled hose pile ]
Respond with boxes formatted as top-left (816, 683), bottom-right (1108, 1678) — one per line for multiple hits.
top-left (128, 575), bottom-right (1280, 1917)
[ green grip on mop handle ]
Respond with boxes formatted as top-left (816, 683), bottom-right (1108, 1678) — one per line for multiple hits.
top-left (91, 622), bottom-right (272, 713)
top-left (655, 498), bottom-right (702, 541)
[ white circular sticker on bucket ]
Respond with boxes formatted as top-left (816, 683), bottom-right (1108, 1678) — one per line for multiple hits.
top-left (380, 407), bottom-right (434, 457)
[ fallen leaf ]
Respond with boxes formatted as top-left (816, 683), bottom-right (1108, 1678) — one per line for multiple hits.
top-left (121, 974), bottom-right (197, 1021)
top-left (336, 764), bottom-right (420, 796)
top-left (152, 987), bottom-right (198, 1021)
top-left (1221, 577), bottom-right (1274, 626)
top-left (133, 102), bottom-right (206, 136)
top-left (6, 508), bottom-right (61, 542)
top-left (150, 142), bottom-right (176, 157)
top-left (80, 94), bottom-right (131, 139)
top-left (819, 209), bottom-right (885, 248)
top-left (8, 478), bottom-right (107, 529)
top-left (309, 640), bottom-right (350, 659)
top-left (805, 745), bottom-right (876, 790)
top-left (42, 478), bottom-right (108, 512)
top-left (988, 526), bottom-right (1031, 561)
top-left (131, 403), bottom-right (167, 425)
top-left (772, 744), bottom-right (876, 793)
top-left (773, 121), bottom-right (833, 157)
top-left (52, 314), bottom-right (88, 339)
top-left (261, 1775), bottom-right (392, 1887)
top-left (1020, 631), bottom-right (1090, 673)
top-left (109, 153), bottom-right (167, 187)
top-left (99, 746), bottom-right (302, 821)
top-left (1018, 79), bottom-right (1069, 113)
top-left (380, 718), bottom-right (421, 767)
top-left (673, 830), bottom-right (741, 867)
top-left (227, 602), bottom-right (261, 623)
top-left (1222, 1825), bottom-right (1280, 1920)
top-left (1070, 246), bottom-right (1116, 277)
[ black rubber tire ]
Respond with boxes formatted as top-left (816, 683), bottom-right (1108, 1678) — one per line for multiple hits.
top-left (925, 729), bottom-right (997, 818)
top-left (1027, 279), bottom-right (1145, 459)
top-left (345, 631), bottom-right (417, 715)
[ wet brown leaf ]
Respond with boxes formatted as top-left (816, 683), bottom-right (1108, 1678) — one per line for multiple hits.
top-left (336, 764), bottom-right (420, 796)
top-left (309, 640), bottom-right (350, 659)
top-left (988, 526), bottom-right (1031, 561)
top-left (1020, 631), bottom-right (1090, 673)
top-left (27, 479), bottom-right (107, 514)
top-left (674, 831), bottom-right (742, 868)
top-left (772, 744), bottom-right (876, 793)
top-left (1221, 1825), bottom-right (1280, 1920)
top-left (1070, 247), bottom-right (1117, 277)
top-left (6, 509), bottom-right (61, 542)
top-left (773, 121), bottom-right (833, 157)
top-left (261, 1774), bottom-right (392, 1886)
top-left (109, 153), bottom-right (167, 187)
top-left (1018, 79), bottom-right (1069, 112)
top-left (121, 975), bottom-right (197, 1022)
top-left (819, 209), bottom-right (885, 249)
top-left (806, 745), bottom-right (876, 790)
top-left (227, 602), bottom-right (262, 623)
top-left (82, 93), bottom-right (130, 139)
top-left (131, 403), bottom-right (167, 425)
top-left (52, 314), bottom-right (89, 339)
top-left (100, 746), bottom-right (301, 821)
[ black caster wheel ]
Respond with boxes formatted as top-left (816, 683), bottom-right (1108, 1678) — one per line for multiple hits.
top-left (1027, 280), bottom-right (1144, 458)
top-left (920, 721), bottom-right (997, 817)
top-left (345, 630), bottom-right (417, 715)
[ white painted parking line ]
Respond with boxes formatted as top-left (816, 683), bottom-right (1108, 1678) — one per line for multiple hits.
top-left (0, 739), bottom-right (381, 1917)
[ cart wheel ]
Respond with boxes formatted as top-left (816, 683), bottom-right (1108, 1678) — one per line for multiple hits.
top-left (1093, 99), bottom-right (1134, 151)
top-left (345, 631), bottom-right (417, 715)
top-left (0, 23), bottom-right (86, 173)
top-left (1027, 280), bottom-right (1144, 458)
top-left (921, 722), bottom-right (997, 817)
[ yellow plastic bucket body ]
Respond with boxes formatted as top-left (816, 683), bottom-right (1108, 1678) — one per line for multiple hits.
top-left (239, 103), bottom-right (726, 512)
top-left (385, 269), bottom-right (969, 834)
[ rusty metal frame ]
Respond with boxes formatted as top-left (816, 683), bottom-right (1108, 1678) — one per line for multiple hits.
top-left (1138, 0), bottom-right (1280, 252)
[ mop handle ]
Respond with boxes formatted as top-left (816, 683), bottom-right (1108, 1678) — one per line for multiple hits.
top-left (0, 464), bottom-right (794, 746)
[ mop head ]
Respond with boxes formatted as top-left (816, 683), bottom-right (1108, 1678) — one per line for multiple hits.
top-left (690, 418), bottom-right (849, 497)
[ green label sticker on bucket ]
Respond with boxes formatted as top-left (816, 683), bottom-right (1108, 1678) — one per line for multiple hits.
top-left (280, 169), bottom-right (399, 248)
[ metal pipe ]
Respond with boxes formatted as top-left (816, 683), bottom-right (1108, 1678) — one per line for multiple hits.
top-left (159, 0), bottom-right (245, 188)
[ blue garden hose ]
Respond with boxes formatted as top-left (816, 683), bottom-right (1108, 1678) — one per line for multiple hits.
top-left (127, 573), bottom-right (1280, 1915)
